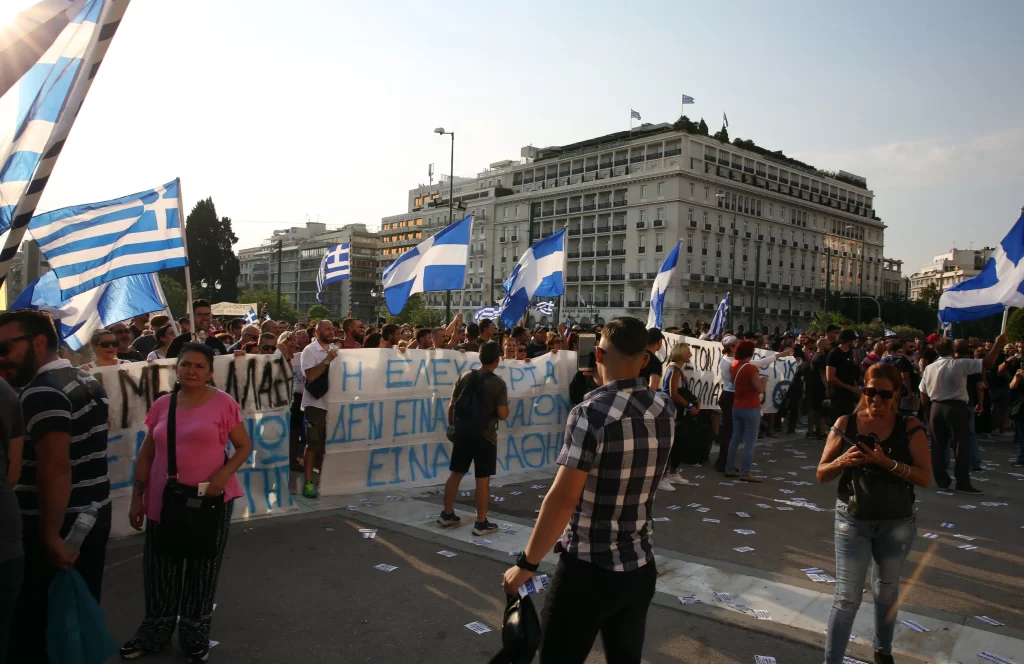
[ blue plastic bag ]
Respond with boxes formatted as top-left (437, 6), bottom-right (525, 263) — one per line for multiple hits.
top-left (47, 568), bottom-right (118, 664)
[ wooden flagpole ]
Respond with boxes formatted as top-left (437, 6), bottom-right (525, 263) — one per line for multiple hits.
top-left (175, 178), bottom-right (196, 339)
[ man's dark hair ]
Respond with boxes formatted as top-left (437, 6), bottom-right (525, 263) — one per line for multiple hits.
top-left (887, 340), bottom-right (904, 354)
top-left (466, 323), bottom-right (480, 339)
top-left (511, 326), bottom-right (526, 339)
top-left (479, 340), bottom-right (501, 365)
top-left (259, 332), bottom-right (276, 343)
top-left (381, 323), bottom-right (399, 340)
top-left (601, 317), bottom-right (648, 357)
top-left (826, 324), bottom-right (841, 333)
top-left (177, 316), bottom-right (190, 326)
top-left (415, 328), bottom-right (432, 344)
top-left (0, 309), bottom-right (58, 352)
top-left (260, 319), bottom-right (277, 331)
top-left (227, 318), bottom-right (244, 330)
top-left (342, 317), bottom-right (359, 333)
top-left (934, 338), bottom-right (953, 357)
top-left (479, 319), bottom-right (494, 334)
top-left (647, 328), bottom-right (665, 345)
top-left (192, 299), bottom-right (211, 311)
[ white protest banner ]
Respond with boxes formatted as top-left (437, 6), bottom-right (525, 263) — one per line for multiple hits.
top-left (209, 302), bottom-right (258, 316)
top-left (91, 349), bottom-right (573, 538)
top-left (658, 333), bottom-right (798, 414)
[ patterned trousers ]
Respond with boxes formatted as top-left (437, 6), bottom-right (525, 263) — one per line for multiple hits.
top-left (129, 500), bottom-right (233, 653)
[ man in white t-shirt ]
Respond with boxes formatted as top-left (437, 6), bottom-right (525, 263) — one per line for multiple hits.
top-left (299, 320), bottom-right (338, 498)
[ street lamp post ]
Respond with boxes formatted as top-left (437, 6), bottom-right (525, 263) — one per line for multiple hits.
top-left (370, 286), bottom-right (383, 324)
top-left (198, 278), bottom-right (222, 301)
top-left (716, 193), bottom-right (737, 329)
top-left (845, 225), bottom-right (864, 322)
top-left (434, 127), bottom-right (455, 322)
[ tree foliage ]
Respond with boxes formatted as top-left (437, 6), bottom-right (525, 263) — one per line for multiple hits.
top-left (807, 310), bottom-right (849, 334)
top-left (180, 198), bottom-right (240, 302)
top-left (386, 294), bottom-right (443, 328)
top-left (713, 126), bottom-right (730, 143)
top-left (917, 284), bottom-right (941, 310)
top-left (697, 118), bottom-right (709, 135)
top-left (238, 286), bottom-right (298, 323)
top-left (158, 274), bottom-right (187, 319)
top-left (307, 304), bottom-right (332, 321)
top-left (1006, 308), bottom-right (1024, 343)
top-left (673, 115), bottom-right (708, 135)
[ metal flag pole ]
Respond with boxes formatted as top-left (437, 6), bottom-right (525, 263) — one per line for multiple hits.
top-left (175, 178), bottom-right (196, 337)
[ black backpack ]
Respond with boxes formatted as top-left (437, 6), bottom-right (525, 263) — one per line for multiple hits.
top-left (446, 370), bottom-right (494, 442)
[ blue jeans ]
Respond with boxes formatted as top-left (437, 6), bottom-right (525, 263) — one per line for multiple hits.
top-left (726, 408), bottom-right (760, 474)
top-left (825, 504), bottom-right (916, 664)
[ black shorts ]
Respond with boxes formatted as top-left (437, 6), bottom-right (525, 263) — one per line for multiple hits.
top-left (291, 393), bottom-right (305, 444)
top-left (449, 435), bottom-right (497, 478)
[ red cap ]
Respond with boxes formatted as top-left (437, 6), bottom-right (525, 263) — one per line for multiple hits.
top-left (926, 333), bottom-right (941, 343)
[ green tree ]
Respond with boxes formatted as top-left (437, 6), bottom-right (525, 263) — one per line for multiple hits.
top-left (808, 310), bottom-right (849, 334)
top-left (179, 198), bottom-right (240, 302)
top-left (239, 286), bottom-right (298, 323)
top-left (1006, 308), bottom-right (1024, 343)
top-left (386, 294), bottom-right (443, 327)
top-left (308, 304), bottom-right (332, 321)
top-left (713, 126), bottom-right (730, 143)
top-left (158, 274), bottom-right (187, 318)
top-left (917, 283), bottom-right (941, 310)
top-left (697, 118), bottom-right (709, 135)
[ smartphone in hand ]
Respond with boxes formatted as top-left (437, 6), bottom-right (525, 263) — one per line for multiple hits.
top-left (577, 334), bottom-right (597, 371)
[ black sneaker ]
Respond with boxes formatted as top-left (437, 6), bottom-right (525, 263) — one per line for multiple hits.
top-left (874, 652), bottom-right (895, 664)
top-left (119, 641), bottom-right (147, 660)
top-left (955, 484), bottom-right (983, 495)
top-left (1011, 461), bottom-right (1024, 467)
top-left (187, 644), bottom-right (209, 663)
top-left (473, 520), bottom-right (499, 536)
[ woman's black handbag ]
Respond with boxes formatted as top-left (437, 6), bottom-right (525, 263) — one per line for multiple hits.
top-left (158, 390), bottom-right (228, 558)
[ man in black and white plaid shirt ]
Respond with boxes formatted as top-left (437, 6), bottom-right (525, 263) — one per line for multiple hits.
top-left (503, 316), bottom-right (675, 663)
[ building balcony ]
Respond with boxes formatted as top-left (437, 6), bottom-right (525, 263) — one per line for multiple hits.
top-left (610, 300), bottom-right (624, 307)
top-left (571, 168), bottom-right (583, 175)
top-left (636, 221), bottom-right (647, 229)
top-left (596, 250), bottom-right (611, 257)
top-left (647, 272), bottom-right (658, 279)
top-left (566, 275), bottom-right (579, 282)
top-left (581, 251), bottom-right (595, 257)
top-left (580, 275), bottom-right (595, 282)
top-left (647, 153), bottom-right (662, 160)
top-left (585, 165), bottom-right (599, 172)
top-left (704, 223), bottom-right (712, 231)
top-left (613, 200), bottom-right (627, 207)
top-left (627, 300), bottom-right (642, 307)
top-left (717, 227), bottom-right (726, 234)
top-left (653, 219), bottom-right (665, 228)
top-left (719, 277), bottom-right (729, 283)
top-left (629, 156), bottom-right (644, 163)
top-left (569, 206), bottom-right (582, 213)
top-left (565, 300), bottom-right (579, 307)
top-left (655, 245), bottom-right (664, 253)
top-left (582, 204), bottom-right (596, 211)
top-left (664, 148), bottom-right (682, 157)
top-left (593, 300), bottom-right (609, 307)
top-left (638, 246), bottom-right (646, 253)
top-left (555, 208), bottom-right (567, 215)
top-left (598, 202), bottom-right (612, 210)
top-left (599, 162), bottom-right (612, 170)
top-left (541, 210), bottom-right (554, 217)
top-left (597, 225), bottom-right (611, 233)
top-left (611, 248), bottom-right (626, 256)
top-left (613, 224), bottom-right (627, 232)
top-left (704, 276), bottom-right (715, 283)
top-left (689, 220), bottom-right (698, 228)
top-left (510, 235), bottom-right (518, 241)
top-left (629, 272), bottom-right (644, 279)
top-left (614, 159), bottom-right (628, 166)
top-left (595, 274), bottom-right (609, 281)
top-left (568, 228), bottom-right (581, 236)
top-left (582, 227), bottom-right (595, 235)
top-left (610, 273), bottom-right (625, 281)
top-left (568, 252), bottom-right (581, 259)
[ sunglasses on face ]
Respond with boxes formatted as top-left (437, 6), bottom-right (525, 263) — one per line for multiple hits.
top-left (0, 334), bottom-right (33, 357)
top-left (260, 345), bottom-right (276, 352)
top-left (244, 333), bottom-right (258, 340)
top-left (96, 341), bottom-right (117, 349)
top-left (864, 387), bottom-right (895, 401)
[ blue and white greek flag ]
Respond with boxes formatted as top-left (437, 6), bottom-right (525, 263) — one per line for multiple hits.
top-left (243, 307), bottom-right (258, 324)
top-left (498, 229), bottom-right (565, 329)
top-left (681, 94), bottom-right (695, 104)
top-left (723, 112), bottom-right (729, 128)
top-left (938, 210), bottom-right (1024, 324)
top-left (532, 301), bottom-right (555, 316)
top-left (474, 306), bottom-right (500, 323)
top-left (11, 269), bottom-right (167, 352)
top-left (382, 215), bottom-right (472, 315)
top-left (630, 109), bottom-right (641, 121)
top-left (647, 241), bottom-right (681, 329)
top-left (316, 242), bottom-right (349, 304)
top-left (884, 328), bottom-right (896, 338)
top-left (28, 179), bottom-right (186, 300)
top-left (708, 292), bottom-right (729, 339)
top-left (0, 0), bottom-right (128, 286)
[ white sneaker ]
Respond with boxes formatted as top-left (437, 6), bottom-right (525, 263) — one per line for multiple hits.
top-left (665, 472), bottom-right (688, 485)
top-left (658, 477), bottom-right (676, 492)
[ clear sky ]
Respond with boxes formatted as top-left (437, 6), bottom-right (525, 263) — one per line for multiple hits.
top-left (30, 0), bottom-right (1024, 274)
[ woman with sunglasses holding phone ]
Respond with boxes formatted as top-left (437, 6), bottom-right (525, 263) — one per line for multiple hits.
top-left (816, 362), bottom-right (931, 664)
top-left (80, 329), bottom-right (131, 371)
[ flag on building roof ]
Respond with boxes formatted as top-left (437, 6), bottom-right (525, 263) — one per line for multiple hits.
top-left (681, 94), bottom-right (695, 104)
top-left (630, 109), bottom-right (641, 121)
top-left (11, 269), bottom-right (168, 351)
top-left (647, 242), bottom-right (681, 329)
top-left (723, 112), bottom-right (729, 128)
top-left (708, 292), bottom-right (729, 339)
top-left (497, 229), bottom-right (565, 329)
top-left (531, 301), bottom-right (555, 316)
top-left (0, 0), bottom-right (130, 288)
top-left (28, 178), bottom-right (187, 299)
top-left (316, 242), bottom-right (349, 304)
top-left (474, 305), bottom-right (500, 323)
top-left (381, 214), bottom-right (472, 315)
top-left (937, 210), bottom-right (1024, 324)
top-left (243, 307), bottom-right (258, 324)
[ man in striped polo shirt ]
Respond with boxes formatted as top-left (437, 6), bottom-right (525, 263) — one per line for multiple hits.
top-left (0, 310), bottom-right (110, 662)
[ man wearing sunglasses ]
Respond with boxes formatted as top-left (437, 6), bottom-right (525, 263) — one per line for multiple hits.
top-left (108, 322), bottom-right (144, 363)
top-left (0, 310), bottom-right (110, 662)
top-left (258, 332), bottom-right (278, 355)
top-left (226, 325), bottom-right (261, 354)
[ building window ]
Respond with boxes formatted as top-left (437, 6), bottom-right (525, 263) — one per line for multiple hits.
top-left (515, 205), bottom-right (521, 217)
top-left (704, 186), bottom-right (709, 201)
top-left (639, 236), bottom-right (646, 250)
top-left (656, 207), bottom-right (664, 221)
top-left (687, 234), bottom-right (693, 249)
top-left (688, 208), bottom-right (694, 222)
top-left (640, 209), bottom-right (648, 223)
top-left (641, 185), bottom-right (648, 199)
top-left (703, 211), bottom-right (708, 224)
top-left (657, 182), bottom-right (665, 197)
top-left (689, 182), bottom-right (694, 197)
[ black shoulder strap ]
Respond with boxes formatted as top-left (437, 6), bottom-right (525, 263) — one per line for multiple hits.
top-left (904, 415), bottom-right (925, 438)
top-left (167, 390), bottom-right (178, 479)
top-left (844, 411), bottom-right (858, 437)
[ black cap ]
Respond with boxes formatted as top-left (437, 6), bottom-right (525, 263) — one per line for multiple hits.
top-left (838, 329), bottom-right (858, 343)
top-left (826, 325), bottom-right (841, 333)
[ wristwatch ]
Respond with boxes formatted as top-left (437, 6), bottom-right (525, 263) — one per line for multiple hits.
top-left (515, 551), bottom-right (539, 572)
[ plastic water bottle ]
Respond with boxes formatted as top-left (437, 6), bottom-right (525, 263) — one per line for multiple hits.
top-left (63, 503), bottom-right (99, 554)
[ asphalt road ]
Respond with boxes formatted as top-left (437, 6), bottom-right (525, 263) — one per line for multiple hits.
top-left (101, 510), bottom-right (828, 663)
top-left (453, 429), bottom-right (1024, 631)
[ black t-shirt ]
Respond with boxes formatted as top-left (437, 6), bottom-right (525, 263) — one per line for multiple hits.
top-left (526, 342), bottom-right (547, 359)
top-left (808, 352), bottom-right (827, 393)
top-left (827, 347), bottom-right (860, 389)
top-left (166, 332), bottom-right (227, 359)
top-left (639, 350), bottom-right (664, 385)
top-left (131, 334), bottom-right (160, 357)
top-left (967, 373), bottom-right (983, 407)
top-left (116, 350), bottom-right (144, 362)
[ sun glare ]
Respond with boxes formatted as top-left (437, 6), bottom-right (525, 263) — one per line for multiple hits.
top-left (0, 1), bottom-right (43, 32)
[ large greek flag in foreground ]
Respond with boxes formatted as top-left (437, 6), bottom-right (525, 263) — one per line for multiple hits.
top-left (938, 210), bottom-right (1024, 324)
top-left (381, 215), bottom-right (472, 315)
top-left (0, 0), bottom-right (129, 286)
top-left (647, 241), bottom-right (680, 329)
top-left (11, 269), bottom-right (167, 351)
top-left (29, 179), bottom-right (187, 299)
top-left (498, 229), bottom-right (565, 329)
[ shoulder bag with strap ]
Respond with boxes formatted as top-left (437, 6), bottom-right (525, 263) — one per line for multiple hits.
top-left (304, 352), bottom-right (330, 399)
top-left (446, 370), bottom-right (494, 443)
top-left (838, 414), bottom-right (916, 520)
top-left (158, 390), bottom-right (229, 558)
